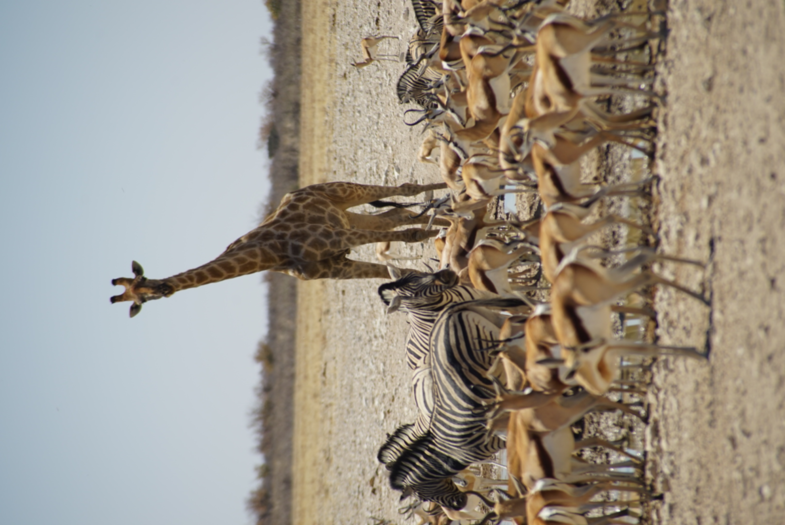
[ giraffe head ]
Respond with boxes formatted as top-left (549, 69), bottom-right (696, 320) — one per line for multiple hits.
top-left (110, 261), bottom-right (173, 317)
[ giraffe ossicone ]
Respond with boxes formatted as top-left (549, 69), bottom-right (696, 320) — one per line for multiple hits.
top-left (110, 181), bottom-right (447, 317)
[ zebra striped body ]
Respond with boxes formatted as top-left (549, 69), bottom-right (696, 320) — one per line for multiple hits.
top-left (378, 270), bottom-right (492, 370)
top-left (402, 284), bottom-right (492, 370)
top-left (389, 431), bottom-right (471, 510)
top-left (410, 0), bottom-right (442, 34)
top-left (379, 270), bottom-right (493, 431)
top-left (428, 303), bottom-right (507, 460)
top-left (387, 303), bottom-right (510, 503)
top-left (396, 58), bottom-right (443, 108)
top-left (384, 300), bottom-right (513, 508)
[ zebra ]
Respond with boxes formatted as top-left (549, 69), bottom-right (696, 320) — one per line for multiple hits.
top-left (378, 269), bottom-right (490, 468)
top-left (410, 0), bottom-right (442, 35)
top-left (386, 430), bottom-right (474, 510)
top-left (396, 58), bottom-right (443, 109)
top-left (379, 291), bottom-right (528, 508)
top-left (378, 268), bottom-right (496, 423)
top-left (378, 268), bottom-right (494, 371)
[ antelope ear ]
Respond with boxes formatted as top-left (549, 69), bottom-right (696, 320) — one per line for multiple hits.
top-left (129, 303), bottom-right (142, 318)
top-left (386, 295), bottom-right (402, 314)
top-left (511, 474), bottom-right (528, 496)
top-left (536, 357), bottom-right (565, 368)
top-left (387, 264), bottom-right (404, 280)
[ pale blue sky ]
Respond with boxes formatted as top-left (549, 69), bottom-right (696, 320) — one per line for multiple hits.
top-left (0, 2), bottom-right (273, 524)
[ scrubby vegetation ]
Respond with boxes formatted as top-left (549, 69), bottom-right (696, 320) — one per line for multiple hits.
top-left (247, 1), bottom-right (301, 524)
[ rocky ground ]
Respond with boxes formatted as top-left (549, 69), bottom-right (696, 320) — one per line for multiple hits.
top-left (269, 0), bottom-right (785, 524)
top-left (645, 0), bottom-right (785, 522)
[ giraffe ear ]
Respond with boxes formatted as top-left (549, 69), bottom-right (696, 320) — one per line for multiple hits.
top-left (129, 303), bottom-right (142, 318)
top-left (131, 260), bottom-right (144, 277)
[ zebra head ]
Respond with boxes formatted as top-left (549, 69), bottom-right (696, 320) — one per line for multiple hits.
top-left (386, 432), bottom-right (470, 510)
top-left (378, 268), bottom-right (459, 313)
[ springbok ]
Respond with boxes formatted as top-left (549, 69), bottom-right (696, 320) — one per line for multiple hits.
top-left (530, 137), bottom-right (651, 208)
top-left (499, 85), bottom-right (654, 182)
top-left (432, 201), bottom-right (511, 275)
top-left (494, 304), bottom-right (651, 396)
top-left (531, 12), bottom-right (661, 118)
top-left (417, 128), bottom-right (440, 165)
top-left (466, 238), bottom-right (540, 295)
top-left (375, 241), bottom-right (423, 263)
top-left (352, 35), bottom-right (401, 68)
top-left (458, 154), bottom-right (537, 210)
top-left (548, 248), bottom-right (709, 395)
top-left (469, 476), bottom-right (648, 525)
top-left (494, 306), bottom-right (569, 394)
top-left (538, 200), bottom-right (654, 283)
top-left (504, 406), bottom-right (645, 497)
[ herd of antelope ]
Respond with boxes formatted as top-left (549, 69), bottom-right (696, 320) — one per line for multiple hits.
top-left (108, 0), bottom-right (709, 523)
top-left (355, 1), bottom-right (710, 524)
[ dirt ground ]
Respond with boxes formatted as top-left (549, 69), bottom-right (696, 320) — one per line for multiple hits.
top-left (290, 1), bottom-right (785, 524)
top-left (645, 1), bottom-right (785, 523)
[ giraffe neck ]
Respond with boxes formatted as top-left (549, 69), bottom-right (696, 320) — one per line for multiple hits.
top-left (161, 244), bottom-right (282, 294)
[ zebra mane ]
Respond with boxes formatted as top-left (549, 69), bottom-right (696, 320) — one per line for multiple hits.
top-left (377, 422), bottom-right (421, 467)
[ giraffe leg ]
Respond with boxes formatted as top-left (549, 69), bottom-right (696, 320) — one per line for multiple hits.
top-left (344, 209), bottom-right (449, 230)
top-left (305, 181), bottom-right (447, 209)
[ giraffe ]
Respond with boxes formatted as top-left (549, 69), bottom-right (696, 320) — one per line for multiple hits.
top-left (111, 181), bottom-right (447, 317)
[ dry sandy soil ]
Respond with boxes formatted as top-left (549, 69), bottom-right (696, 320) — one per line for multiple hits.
top-left (288, 1), bottom-right (785, 524)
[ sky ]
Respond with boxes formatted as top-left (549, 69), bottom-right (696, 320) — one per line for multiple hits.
top-left (0, 2), bottom-right (273, 524)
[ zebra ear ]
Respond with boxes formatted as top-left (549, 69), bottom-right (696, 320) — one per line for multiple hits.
top-left (386, 295), bottom-right (403, 314)
top-left (387, 264), bottom-right (404, 280)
